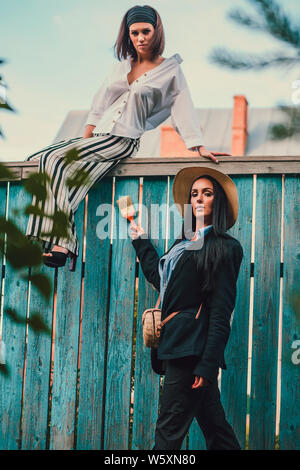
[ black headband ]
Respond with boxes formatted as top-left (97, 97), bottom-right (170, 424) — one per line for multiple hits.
top-left (126, 5), bottom-right (157, 29)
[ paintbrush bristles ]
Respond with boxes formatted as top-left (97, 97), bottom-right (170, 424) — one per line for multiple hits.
top-left (117, 195), bottom-right (136, 219)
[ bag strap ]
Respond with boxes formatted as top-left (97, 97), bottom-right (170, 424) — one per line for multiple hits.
top-left (195, 303), bottom-right (203, 319)
top-left (160, 302), bottom-right (203, 327)
top-left (153, 293), bottom-right (203, 327)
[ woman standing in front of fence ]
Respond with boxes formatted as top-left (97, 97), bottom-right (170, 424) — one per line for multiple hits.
top-left (24, 5), bottom-right (223, 271)
top-left (130, 166), bottom-right (243, 450)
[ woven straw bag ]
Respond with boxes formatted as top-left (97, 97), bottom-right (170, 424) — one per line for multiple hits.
top-left (142, 295), bottom-right (203, 348)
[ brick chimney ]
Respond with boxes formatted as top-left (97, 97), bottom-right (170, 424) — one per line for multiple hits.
top-left (231, 95), bottom-right (248, 156)
top-left (160, 95), bottom-right (248, 156)
top-left (160, 126), bottom-right (198, 157)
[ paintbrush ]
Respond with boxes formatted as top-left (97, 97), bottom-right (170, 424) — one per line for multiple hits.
top-left (117, 195), bottom-right (136, 223)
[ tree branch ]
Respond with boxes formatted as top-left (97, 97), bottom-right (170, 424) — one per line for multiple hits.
top-left (236, 0), bottom-right (300, 48)
top-left (209, 47), bottom-right (300, 71)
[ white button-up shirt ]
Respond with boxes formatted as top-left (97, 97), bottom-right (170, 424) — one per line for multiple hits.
top-left (85, 53), bottom-right (204, 150)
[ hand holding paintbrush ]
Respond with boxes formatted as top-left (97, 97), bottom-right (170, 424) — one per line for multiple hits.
top-left (129, 220), bottom-right (145, 240)
top-left (117, 195), bottom-right (145, 240)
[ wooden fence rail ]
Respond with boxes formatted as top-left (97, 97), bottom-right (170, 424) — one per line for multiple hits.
top-left (0, 157), bottom-right (299, 450)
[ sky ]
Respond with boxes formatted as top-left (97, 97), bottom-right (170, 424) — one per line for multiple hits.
top-left (1, 0), bottom-right (300, 161)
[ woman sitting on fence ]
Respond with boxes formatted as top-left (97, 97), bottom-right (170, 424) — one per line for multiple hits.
top-left (130, 166), bottom-right (243, 450)
top-left (24, 5), bottom-right (224, 271)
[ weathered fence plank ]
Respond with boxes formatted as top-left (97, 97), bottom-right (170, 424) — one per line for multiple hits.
top-left (0, 182), bottom-right (7, 428)
top-left (132, 176), bottom-right (168, 450)
top-left (12, 155), bottom-right (300, 179)
top-left (115, 156), bottom-right (300, 176)
top-left (249, 175), bottom-right (282, 449)
top-left (221, 175), bottom-right (253, 449)
top-left (76, 179), bottom-right (113, 450)
top-left (21, 263), bottom-right (54, 450)
top-left (103, 177), bottom-right (139, 449)
top-left (280, 175), bottom-right (300, 450)
top-left (0, 183), bottom-right (31, 449)
top-left (49, 201), bottom-right (85, 450)
top-left (0, 182), bottom-right (7, 313)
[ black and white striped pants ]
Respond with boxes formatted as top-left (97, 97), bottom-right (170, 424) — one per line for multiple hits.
top-left (25, 133), bottom-right (140, 256)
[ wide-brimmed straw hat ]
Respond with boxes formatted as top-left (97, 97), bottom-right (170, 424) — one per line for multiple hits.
top-left (172, 166), bottom-right (239, 229)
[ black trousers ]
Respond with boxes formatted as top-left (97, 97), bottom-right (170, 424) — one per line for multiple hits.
top-left (154, 356), bottom-right (241, 450)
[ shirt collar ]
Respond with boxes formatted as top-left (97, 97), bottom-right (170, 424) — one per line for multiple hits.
top-left (195, 224), bottom-right (213, 240)
top-left (124, 53), bottom-right (183, 72)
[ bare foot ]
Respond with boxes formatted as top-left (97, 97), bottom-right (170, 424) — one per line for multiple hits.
top-left (43, 245), bottom-right (69, 257)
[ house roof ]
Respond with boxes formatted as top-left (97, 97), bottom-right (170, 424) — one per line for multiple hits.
top-left (53, 107), bottom-right (300, 156)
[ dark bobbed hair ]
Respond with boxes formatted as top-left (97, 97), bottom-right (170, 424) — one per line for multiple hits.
top-left (114, 5), bottom-right (165, 62)
top-left (180, 175), bottom-right (233, 297)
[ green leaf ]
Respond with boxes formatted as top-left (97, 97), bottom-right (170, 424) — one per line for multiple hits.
top-left (40, 210), bottom-right (70, 239)
top-left (0, 217), bottom-right (24, 245)
top-left (66, 169), bottom-right (92, 189)
top-left (63, 148), bottom-right (80, 164)
top-left (21, 272), bottom-right (52, 301)
top-left (24, 172), bottom-right (50, 201)
top-left (5, 308), bottom-right (24, 324)
top-left (27, 312), bottom-right (51, 335)
top-left (6, 243), bottom-right (42, 269)
top-left (0, 223), bottom-right (43, 267)
top-left (5, 307), bottom-right (51, 335)
top-left (0, 162), bottom-right (17, 180)
top-left (24, 204), bottom-right (46, 217)
top-left (0, 364), bottom-right (10, 377)
top-left (0, 101), bottom-right (15, 112)
top-left (290, 290), bottom-right (300, 324)
top-left (269, 123), bottom-right (294, 140)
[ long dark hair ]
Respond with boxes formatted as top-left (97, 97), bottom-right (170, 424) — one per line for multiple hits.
top-left (180, 175), bottom-right (233, 297)
top-left (114, 5), bottom-right (165, 62)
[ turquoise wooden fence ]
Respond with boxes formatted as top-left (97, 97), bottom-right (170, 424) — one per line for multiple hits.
top-left (0, 157), bottom-right (299, 450)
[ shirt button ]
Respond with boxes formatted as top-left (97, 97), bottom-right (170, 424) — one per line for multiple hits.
top-left (144, 73), bottom-right (147, 76)
top-left (136, 79), bottom-right (139, 82)
top-left (113, 120), bottom-right (115, 123)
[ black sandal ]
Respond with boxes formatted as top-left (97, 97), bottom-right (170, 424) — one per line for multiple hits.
top-left (43, 251), bottom-right (77, 272)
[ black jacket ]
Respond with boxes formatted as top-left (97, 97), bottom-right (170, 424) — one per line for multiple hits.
top-left (132, 229), bottom-right (243, 383)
